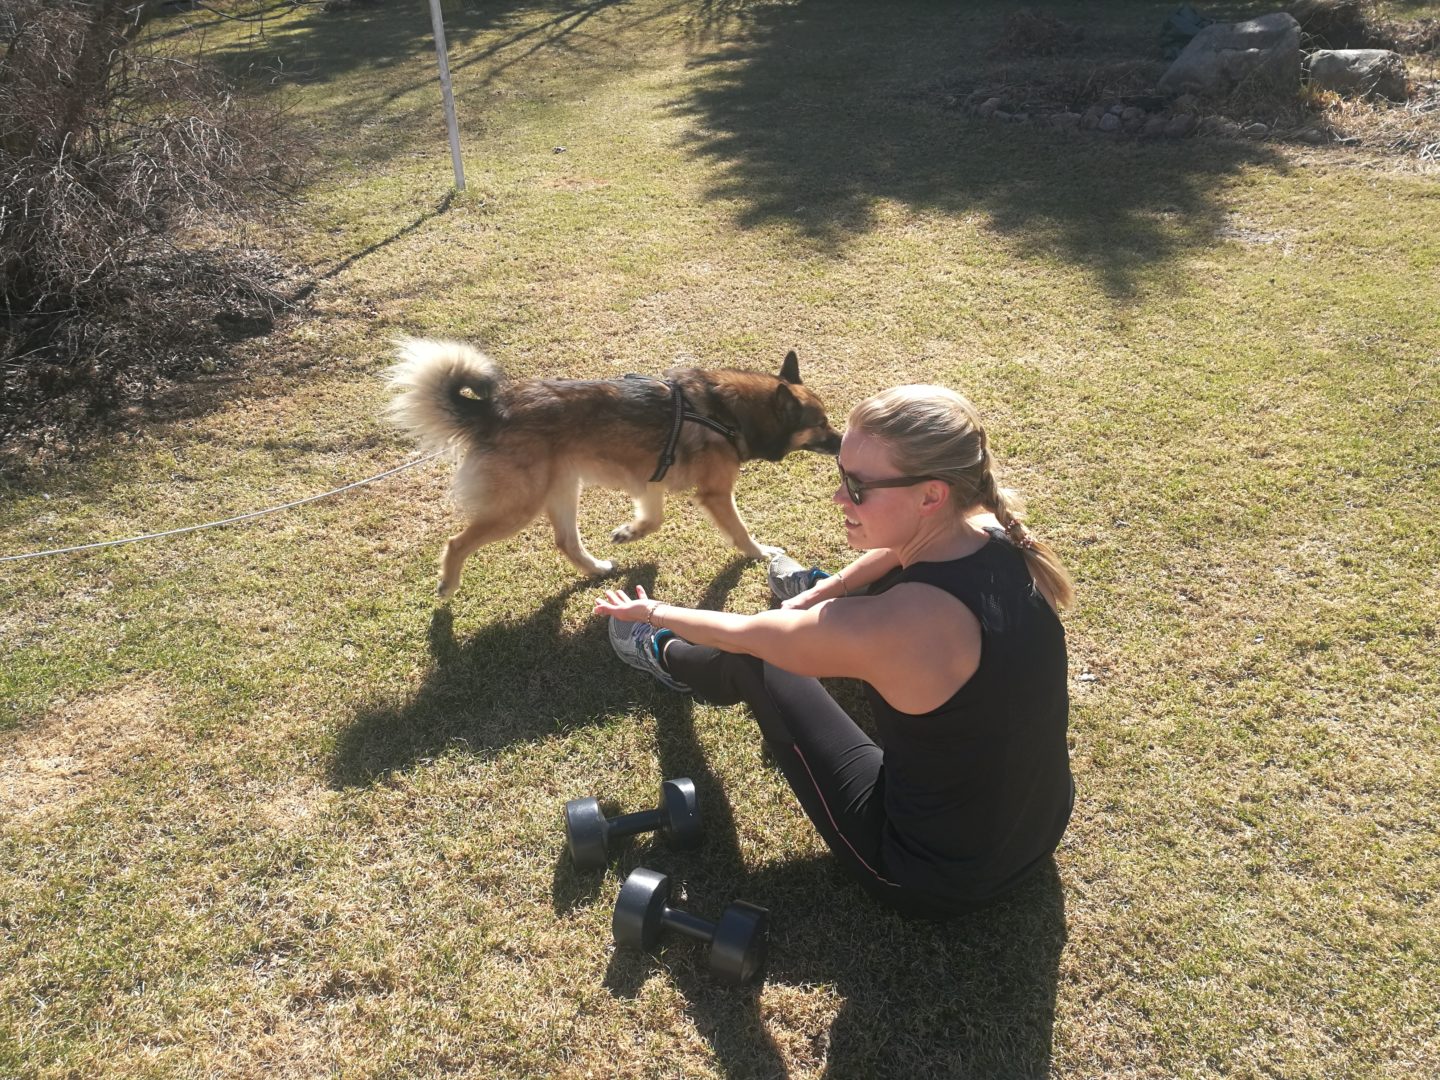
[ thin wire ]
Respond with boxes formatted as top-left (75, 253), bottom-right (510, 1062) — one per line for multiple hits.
top-left (1, 451), bottom-right (445, 564)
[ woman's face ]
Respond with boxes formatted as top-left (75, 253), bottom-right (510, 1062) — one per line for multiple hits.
top-left (834, 428), bottom-right (926, 550)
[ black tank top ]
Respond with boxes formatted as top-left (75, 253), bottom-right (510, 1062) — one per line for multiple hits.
top-left (867, 529), bottom-right (1072, 905)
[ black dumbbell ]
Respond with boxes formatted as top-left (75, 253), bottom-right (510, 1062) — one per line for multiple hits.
top-left (612, 867), bottom-right (769, 986)
top-left (564, 777), bottom-right (702, 871)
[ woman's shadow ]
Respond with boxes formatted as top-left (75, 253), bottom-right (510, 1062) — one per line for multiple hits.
top-left (578, 843), bottom-right (1067, 1080)
top-left (544, 628), bottom-right (1066, 1077)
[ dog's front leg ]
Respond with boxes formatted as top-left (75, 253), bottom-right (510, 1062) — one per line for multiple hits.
top-left (611, 487), bottom-right (665, 544)
top-left (695, 488), bottom-right (782, 561)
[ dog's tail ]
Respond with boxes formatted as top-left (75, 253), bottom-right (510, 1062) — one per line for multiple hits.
top-left (385, 337), bottom-right (504, 452)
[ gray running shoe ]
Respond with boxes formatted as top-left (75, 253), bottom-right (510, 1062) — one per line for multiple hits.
top-left (766, 551), bottom-right (830, 601)
top-left (608, 618), bottom-right (690, 692)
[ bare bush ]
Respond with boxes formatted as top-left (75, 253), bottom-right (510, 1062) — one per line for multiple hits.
top-left (1, 0), bottom-right (307, 451)
top-left (988, 10), bottom-right (1084, 60)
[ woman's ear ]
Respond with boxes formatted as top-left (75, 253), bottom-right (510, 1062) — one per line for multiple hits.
top-left (917, 479), bottom-right (950, 516)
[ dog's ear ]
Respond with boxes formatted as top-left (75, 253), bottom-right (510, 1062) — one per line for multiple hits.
top-left (778, 349), bottom-right (801, 385)
top-left (773, 380), bottom-right (800, 419)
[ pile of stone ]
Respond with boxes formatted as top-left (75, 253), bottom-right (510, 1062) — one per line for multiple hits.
top-left (955, 8), bottom-right (1417, 143)
top-left (1158, 11), bottom-right (1411, 102)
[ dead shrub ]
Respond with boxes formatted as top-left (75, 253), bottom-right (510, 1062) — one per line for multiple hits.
top-left (1, 0), bottom-right (307, 452)
top-left (1290, 0), bottom-right (1440, 54)
top-left (989, 10), bottom-right (1083, 60)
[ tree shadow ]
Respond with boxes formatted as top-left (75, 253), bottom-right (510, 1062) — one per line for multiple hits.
top-left (171, 0), bottom-right (1293, 295)
top-left (672, 0), bottom-right (1291, 295)
top-left (186, 0), bottom-right (636, 150)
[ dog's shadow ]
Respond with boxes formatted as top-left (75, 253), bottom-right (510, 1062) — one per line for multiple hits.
top-left (329, 556), bottom-right (751, 788)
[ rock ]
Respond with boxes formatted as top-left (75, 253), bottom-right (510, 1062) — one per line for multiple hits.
top-left (1121, 106), bottom-right (1146, 123)
top-left (1308, 49), bottom-right (1409, 101)
top-left (1098, 113), bottom-right (1121, 133)
top-left (1052, 112), bottom-right (1082, 131)
top-left (1299, 127), bottom-right (1327, 144)
top-left (1165, 113), bottom-right (1196, 137)
top-left (992, 110), bottom-right (1014, 122)
top-left (1243, 121), bottom-right (1269, 136)
top-left (1173, 93), bottom-right (1202, 113)
top-left (1108, 103), bottom-right (1125, 115)
top-left (977, 97), bottom-right (1002, 118)
top-left (1158, 13), bottom-right (1302, 98)
top-left (1142, 115), bottom-right (1168, 137)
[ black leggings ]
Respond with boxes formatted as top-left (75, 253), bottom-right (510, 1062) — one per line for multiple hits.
top-left (663, 640), bottom-right (978, 919)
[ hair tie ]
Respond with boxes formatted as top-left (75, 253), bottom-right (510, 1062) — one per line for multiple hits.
top-left (1005, 519), bottom-right (1037, 550)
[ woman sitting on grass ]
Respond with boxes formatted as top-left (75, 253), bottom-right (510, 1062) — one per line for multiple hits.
top-left (595, 385), bottom-right (1075, 918)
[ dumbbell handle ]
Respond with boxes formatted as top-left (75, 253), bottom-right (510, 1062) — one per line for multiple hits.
top-left (659, 905), bottom-right (715, 945)
top-left (604, 807), bottom-right (666, 840)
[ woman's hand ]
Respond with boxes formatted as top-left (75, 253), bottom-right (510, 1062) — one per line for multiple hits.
top-left (595, 584), bottom-right (662, 623)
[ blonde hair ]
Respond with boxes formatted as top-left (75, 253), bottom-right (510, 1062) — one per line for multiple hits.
top-left (848, 385), bottom-right (1074, 611)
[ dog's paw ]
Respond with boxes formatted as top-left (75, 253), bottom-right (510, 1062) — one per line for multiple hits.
top-left (436, 578), bottom-right (456, 601)
top-left (755, 544), bottom-right (786, 561)
top-left (610, 524), bottom-right (638, 544)
top-left (585, 560), bottom-right (616, 577)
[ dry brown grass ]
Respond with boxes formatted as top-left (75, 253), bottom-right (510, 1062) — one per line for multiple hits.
top-left (0, 678), bottom-right (181, 821)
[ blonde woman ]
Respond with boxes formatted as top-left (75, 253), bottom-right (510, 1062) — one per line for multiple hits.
top-left (596, 386), bottom-right (1075, 917)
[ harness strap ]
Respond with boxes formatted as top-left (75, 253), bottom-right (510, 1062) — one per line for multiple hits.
top-left (652, 378), bottom-right (687, 482)
top-left (623, 374), bottom-right (739, 482)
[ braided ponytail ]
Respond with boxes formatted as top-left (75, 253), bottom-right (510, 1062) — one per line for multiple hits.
top-left (977, 452), bottom-right (1074, 611)
top-left (850, 385), bottom-right (1075, 612)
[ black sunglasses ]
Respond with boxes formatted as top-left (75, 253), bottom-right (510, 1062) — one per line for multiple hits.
top-left (837, 461), bottom-right (942, 505)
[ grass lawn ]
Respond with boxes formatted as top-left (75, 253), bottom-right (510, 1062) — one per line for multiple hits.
top-left (2, 1), bottom-right (1437, 1076)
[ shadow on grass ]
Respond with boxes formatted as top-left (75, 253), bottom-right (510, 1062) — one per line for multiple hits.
top-left (539, 561), bottom-right (1064, 1076)
top-left (598, 852), bottom-right (1066, 1078)
top-left (330, 555), bottom-right (750, 787)
top-left (673, 0), bottom-right (1289, 294)
top-left (334, 541), bottom-right (1065, 1072)
top-left (191, 0), bottom-right (634, 143)
top-left (189, 0), bottom-right (1294, 296)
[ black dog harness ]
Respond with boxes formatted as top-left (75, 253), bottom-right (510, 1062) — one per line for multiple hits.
top-left (623, 374), bottom-right (739, 482)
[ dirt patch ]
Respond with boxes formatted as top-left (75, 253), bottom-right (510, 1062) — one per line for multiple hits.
top-left (0, 678), bottom-right (178, 821)
top-left (254, 781), bottom-right (338, 834)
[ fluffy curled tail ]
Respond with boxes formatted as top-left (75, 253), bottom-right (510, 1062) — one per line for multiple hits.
top-left (385, 336), bottom-right (504, 453)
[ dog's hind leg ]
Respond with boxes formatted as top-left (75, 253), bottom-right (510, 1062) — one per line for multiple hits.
top-left (438, 514), bottom-right (534, 599)
top-left (695, 486), bottom-right (782, 561)
top-left (610, 485), bottom-right (665, 544)
top-left (547, 478), bottom-right (614, 576)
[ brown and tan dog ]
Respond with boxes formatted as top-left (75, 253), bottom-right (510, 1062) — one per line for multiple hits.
top-left (386, 338), bottom-right (843, 597)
